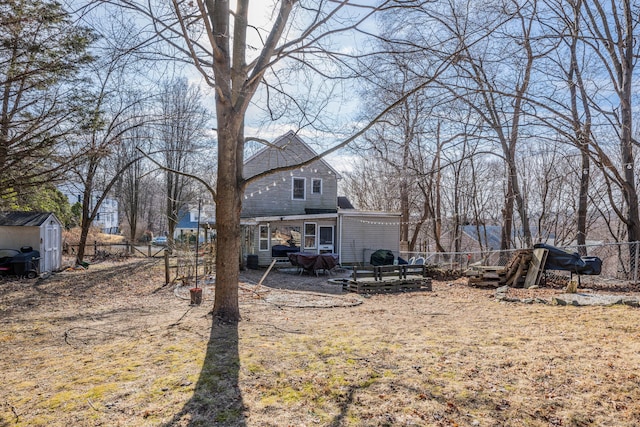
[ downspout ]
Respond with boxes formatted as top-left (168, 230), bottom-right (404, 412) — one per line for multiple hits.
top-left (338, 213), bottom-right (343, 264)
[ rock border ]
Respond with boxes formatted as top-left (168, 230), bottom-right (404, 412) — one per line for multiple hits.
top-left (495, 285), bottom-right (640, 307)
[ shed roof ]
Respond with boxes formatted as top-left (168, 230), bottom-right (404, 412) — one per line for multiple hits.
top-left (337, 196), bottom-right (354, 209)
top-left (0, 211), bottom-right (56, 227)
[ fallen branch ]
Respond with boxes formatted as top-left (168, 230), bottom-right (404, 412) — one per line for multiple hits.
top-left (63, 327), bottom-right (132, 347)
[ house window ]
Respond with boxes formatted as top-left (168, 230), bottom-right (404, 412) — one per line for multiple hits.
top-left (312, 178), bottom-right (322, 195)
top-left (271, 225), bottom-right (301, 247)
top-left (292, 177), bottom-right (306, 200)
top-left (259, 225), bottom-right (269, 251)
top-left (304, 223), bottom-right (317, 249)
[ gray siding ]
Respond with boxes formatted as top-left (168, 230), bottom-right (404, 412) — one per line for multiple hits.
top-left (250, 217), bottom-right (338, 266)
top-left (339, 214), bottom-right (400, 265)
top-left (242, 132), bottom-right (338, 218)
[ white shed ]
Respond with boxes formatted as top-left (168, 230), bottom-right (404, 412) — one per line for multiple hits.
top-left (0, 212), bottom-right (63, 273)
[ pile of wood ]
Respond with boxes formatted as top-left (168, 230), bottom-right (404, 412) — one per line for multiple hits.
top-left (466, 248), bottom-right (548, 288)
top-left (344, 264), bottom-right (433, 294)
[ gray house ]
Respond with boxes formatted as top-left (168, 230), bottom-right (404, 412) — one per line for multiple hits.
top-left (241, 131), bottom-right (400, 266)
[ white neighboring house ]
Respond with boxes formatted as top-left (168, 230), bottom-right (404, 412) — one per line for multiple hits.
top-left (58, 183), bottom-right (119, 234)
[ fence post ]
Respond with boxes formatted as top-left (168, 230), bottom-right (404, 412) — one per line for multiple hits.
top-left (94, 240), bottom-right (97, 255)
top-left (634, 242), bottom-right (639, 285)
top-left (164, 249), bottom-right (170, 285)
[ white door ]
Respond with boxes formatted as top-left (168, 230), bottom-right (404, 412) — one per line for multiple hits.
top-left (44, 221), bottom-right (60, 272)
top-left (318, 226), bottom-right (334, 253)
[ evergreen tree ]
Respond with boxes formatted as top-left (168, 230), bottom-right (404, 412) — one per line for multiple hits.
top-left (0, 0), bottom-right (95, 207)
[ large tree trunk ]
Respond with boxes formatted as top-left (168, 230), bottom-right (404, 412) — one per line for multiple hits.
top-left (620, 105), bottom-right (640, 244)
top-left (212, 123), bottom-right (243, 322)
top-left (618, 0), bottom-right (640, 247)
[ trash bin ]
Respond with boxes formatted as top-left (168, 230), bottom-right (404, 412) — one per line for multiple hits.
top-left (11, 248), bottom-right (40, 278)
top-left (246, 254), bottom-right (259, 270)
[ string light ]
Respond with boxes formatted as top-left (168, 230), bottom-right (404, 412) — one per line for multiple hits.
top-left (241, 176), bottom-right (488, 228)
top-left (357, 218), bottom-right (439, 226)
top-left (242, 169), bottom-right (346, 202)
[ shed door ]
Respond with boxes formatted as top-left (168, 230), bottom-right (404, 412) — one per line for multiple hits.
top-left (45, 220), bottom-right (60, 272)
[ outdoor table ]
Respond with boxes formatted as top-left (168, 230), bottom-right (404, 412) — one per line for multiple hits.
top-left (287, 252), bottom-right (339, 276)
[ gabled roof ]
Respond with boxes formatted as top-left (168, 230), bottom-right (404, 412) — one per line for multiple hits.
top-left (244, 131), bottom-right (342, 179)
top-left (0, 211), bottom-right (57, 227)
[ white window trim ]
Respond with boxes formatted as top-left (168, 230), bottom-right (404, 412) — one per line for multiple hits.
top-left (312, 178), bottom-right (322, 195)
top-left (292, 177), bottom-right (306, 200)
top-left (259, 224), bottom-right (269, 251)
top-left (304, 222), bottom-right (317, 250)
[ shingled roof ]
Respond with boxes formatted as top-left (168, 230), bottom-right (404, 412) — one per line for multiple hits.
top-left (337, 196), bottom-right (355, 209)
top-left (0, 211), bottom-right (55, 227)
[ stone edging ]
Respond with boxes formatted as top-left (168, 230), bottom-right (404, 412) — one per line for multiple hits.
top-left (495, 285), bottom-right (640, 307)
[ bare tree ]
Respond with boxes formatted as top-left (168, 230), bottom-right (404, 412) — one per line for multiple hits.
top-left (114, 117), bottom-right (154, 243)
top-left (67, 32), bottom-right (150, 263)
top-left (340, 157), bottom-right (402, 212)
top-left (154, 78), bottom-right (209, 248)
top-left (86, 0), bottom-right (463, 323)
top-left (451, 1), bottom-right (540, 250)
top-left (580, 0), bottom-right (640, 247)
top-left (532, 0), bottom-right (640, 252)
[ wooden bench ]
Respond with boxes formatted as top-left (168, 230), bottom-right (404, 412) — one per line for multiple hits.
top-left (345, 264), bottom-right (432, 294)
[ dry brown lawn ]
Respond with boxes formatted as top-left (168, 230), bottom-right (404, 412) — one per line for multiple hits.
top-left (1, 259), bottom-right (640, 426)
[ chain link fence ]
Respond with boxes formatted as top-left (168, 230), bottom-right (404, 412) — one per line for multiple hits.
top-left (400, 241), bottom-right (640, 285)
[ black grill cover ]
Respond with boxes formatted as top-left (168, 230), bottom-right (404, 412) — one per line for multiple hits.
top-left (370, 249), bottom-right (395, 266)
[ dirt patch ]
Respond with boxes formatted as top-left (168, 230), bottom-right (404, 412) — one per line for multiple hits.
top-left (2, 260), bottom-right (640, 426)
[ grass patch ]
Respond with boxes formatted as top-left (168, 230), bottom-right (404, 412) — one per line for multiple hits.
top-left (3, 261), bottom-right (640, 426)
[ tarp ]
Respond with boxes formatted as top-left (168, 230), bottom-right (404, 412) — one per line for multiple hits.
top-left (288, 252), bottom-right (339, 274)
top-left (533, 243), bottom-right (602, 275)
